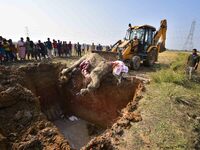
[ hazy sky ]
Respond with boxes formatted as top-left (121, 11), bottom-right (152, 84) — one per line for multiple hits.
top-left (0, 0), bottom-right (200, 49)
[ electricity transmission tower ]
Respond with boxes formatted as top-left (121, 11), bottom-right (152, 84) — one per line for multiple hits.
top-left (25, 26), bottom-right (30, 38)
top-left (183, 21), bottom-right (196, 50)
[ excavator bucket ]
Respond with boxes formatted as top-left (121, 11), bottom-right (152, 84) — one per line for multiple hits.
top-left (91, 50), bottom-right (118, 61)
top-left (158, 43), bottom-right (166, 53)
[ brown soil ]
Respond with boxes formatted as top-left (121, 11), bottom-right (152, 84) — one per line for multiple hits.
top-left (0, 53), bottom-right (144, 149)
top-left (0, 65), bottom-right (70, 150)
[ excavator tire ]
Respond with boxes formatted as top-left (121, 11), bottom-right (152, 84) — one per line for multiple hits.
top-left (143, 48), bottom-right (158, 67)
top-left (130, 56), bottom-right (141, 70)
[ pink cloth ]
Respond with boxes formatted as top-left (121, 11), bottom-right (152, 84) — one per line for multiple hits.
top-left (112, 60), bottom-right (129, 76)
top-left (79, 60), bottom-right (90, 78)
top-left (18, 41), bottom-right (26, 59)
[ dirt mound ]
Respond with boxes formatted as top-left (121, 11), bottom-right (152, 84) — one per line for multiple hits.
top-left (0, 64), bottom-right (70, 150)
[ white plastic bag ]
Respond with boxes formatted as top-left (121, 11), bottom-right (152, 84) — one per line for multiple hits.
top-left (68, 116), bottom-right (79, 121)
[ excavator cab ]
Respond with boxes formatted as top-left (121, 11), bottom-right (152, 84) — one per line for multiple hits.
top-left (125, 26), bottom-right (155, 52)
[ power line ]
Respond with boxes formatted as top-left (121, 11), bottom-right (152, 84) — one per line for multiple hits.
top-left (182, 20), bottom-right (196, 50)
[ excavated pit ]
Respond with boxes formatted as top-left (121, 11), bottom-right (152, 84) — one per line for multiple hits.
top-left (0, 58), bottom-right (143, 149)
top-left (20, 63), bottom-right (142, 149)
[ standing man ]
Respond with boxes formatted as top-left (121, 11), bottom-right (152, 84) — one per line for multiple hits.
top-left (2, 39), bottom-right (10, 61)
top-left (82, 44), bottom-right (85, 54)
top-left (35, 42), bottom-right (41, 60)
top-left (8, 39), bottom-right (17, 61)
top-left (46, 38), bottom-right (53, 58)
top-left (97, 44), bottom-right (102, 51)
top-left (0, 36), bottom-right (3, 43)
top-left (77, 42), bottom-right (81, 57)
top-left (52, 39), bottom-right (58, 57)
top-left (62, 41), bottom-right (68, 57)
top-left (38, 40), bottom-right (46, 59)
top-left (57, 40), bottom-right (62, 57)
top-left (68, 41), bottom-right (72, 56)
top-left (0, 38), bottom-right (4, 64)
top-left (86, 44), bottom-right (90, 52)
top-left (187, 49), bottom-right (199, 79)
top-left (17, 37), bottom-right (26, 60)
top-left (106, 46), bottom-right (110, 51)
top-left (25, 37), bottom-right (32, 60)
top-left (29, 40), bottom-right (35, 59)
top-left (74, 44), bottom-right (77, 56)
top-left (91, 43), bottom-right (95, 51)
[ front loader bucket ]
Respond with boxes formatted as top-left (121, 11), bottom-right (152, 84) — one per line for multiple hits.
top-left (91, 50), bottom-right (118, 61)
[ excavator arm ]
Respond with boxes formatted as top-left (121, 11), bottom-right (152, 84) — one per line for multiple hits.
top-left (153, 19), bottom-right (167, 52)
top-left (111, 40), bottom-right (122, 52)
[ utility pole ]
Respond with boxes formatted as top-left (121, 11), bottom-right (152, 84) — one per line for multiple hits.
top-left (25, 26), bottom-right (30, 38)
top-left (183, 20), bottom-right (196, 50)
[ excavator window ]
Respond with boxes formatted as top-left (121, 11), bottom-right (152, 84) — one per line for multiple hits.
top-left (141, 28), bottom-right (155, 52)
top-left (125, 29), bottom-right (131, 40)
top-left (144, 29), bottom-right (154, 45)
top-left (124, 28), bottom-right (156, 52)
top-left (125, 28), bottom-right (145, 42)
top-left (131, 29), bottom-right (145, 42)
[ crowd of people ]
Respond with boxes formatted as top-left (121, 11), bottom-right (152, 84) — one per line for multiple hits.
top-left (0, 36), bottom-right (110, 64)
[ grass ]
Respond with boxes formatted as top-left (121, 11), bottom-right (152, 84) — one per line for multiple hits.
top-left (144, 83), bottom-right (197, 149)
top-left (148, 52), bottom-right (200, 149)
top-left (117, 51), bottom-right (200, 150)
top-left (151, 53), bottom-right (188, 85)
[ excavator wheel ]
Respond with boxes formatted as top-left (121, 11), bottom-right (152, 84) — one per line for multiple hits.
top-left (143, 48), bottom-right (158, 67)
top-left (130, 56), bottom-right (141, 70)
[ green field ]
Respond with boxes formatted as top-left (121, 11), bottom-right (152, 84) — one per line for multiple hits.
top-left (117, 51), bottom-right (200, 150)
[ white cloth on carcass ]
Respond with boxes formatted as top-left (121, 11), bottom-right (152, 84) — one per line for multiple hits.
top-left (61, 68), bottom-right (68, 75)
top-left (112, 61), bottom-right (129, 76)
top-left (68, 116), bottom-right (78, 121)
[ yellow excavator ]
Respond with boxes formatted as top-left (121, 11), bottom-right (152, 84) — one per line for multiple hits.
top-left (111, 19), bottom-right (167, 70)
